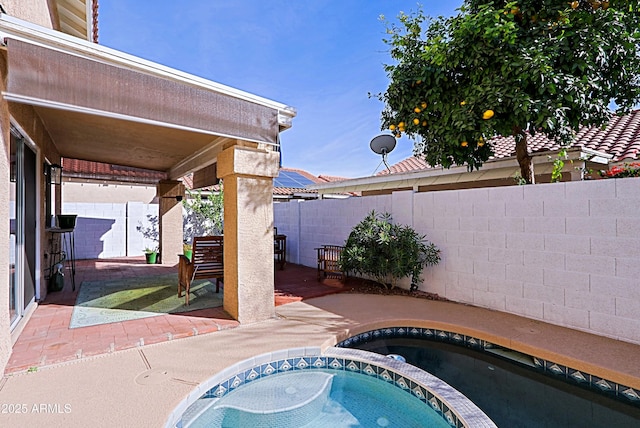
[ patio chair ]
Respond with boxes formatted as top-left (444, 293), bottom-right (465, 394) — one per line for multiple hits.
top-left (274, 230), bottom-right (287, 270)
top-left (178, 235), bottom-right (223, 305)
top-left (315, 245), bottom-right (345, 281)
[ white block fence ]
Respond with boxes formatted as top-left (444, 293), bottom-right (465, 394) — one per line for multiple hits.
top-left (274, 178), bottom-right (640, 345)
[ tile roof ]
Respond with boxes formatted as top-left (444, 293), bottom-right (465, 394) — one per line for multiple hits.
top-left (182, 166), bottom-right (340, 197)
top-left (317, 174), bottom-right (352, 183)
top-left (61, 158), bottom-right (167, 183)
top-left (380, 109), bottom-right (640, 175)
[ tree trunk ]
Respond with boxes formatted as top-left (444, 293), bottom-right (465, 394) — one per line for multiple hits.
top-left (514, 127), bottom-right (534, 184)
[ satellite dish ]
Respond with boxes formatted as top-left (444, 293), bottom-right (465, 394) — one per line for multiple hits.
top-left (370, 134), bottom-right (397, 155)
top-left (370, 134), bottom-right (396, 173)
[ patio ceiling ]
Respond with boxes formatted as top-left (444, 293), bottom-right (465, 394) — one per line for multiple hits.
top-left (0, 14), bottom-right (295, 181)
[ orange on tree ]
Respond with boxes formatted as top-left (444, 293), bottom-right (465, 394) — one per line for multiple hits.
top-left (389, 124), bottom-right (397, 131)
top-left (461, 141), bottom-right (469, 147)
top-left (413, 118), bottom-right (420, 125)
top-left (482, 110), bottom-right (494, 120)
top-left (414, 107), bottom-right (421, 113)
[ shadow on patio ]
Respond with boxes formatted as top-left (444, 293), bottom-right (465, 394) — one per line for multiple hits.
top-left (6, 257), bottom-right (348, 374)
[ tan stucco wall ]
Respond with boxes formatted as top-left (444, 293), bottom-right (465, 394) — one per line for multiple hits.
top-left (63, 181), bottom-right (158, 204)
top-left (157, 180), bottom-right (185, 266)
top-left (0, 48), bottom-right (12, 375)
top-left (2, 0), bottom-right (55, 28)
top-left (218, 145), bottom-right (280, 324)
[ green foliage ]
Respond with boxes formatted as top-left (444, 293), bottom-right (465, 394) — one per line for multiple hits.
top-left (137, 214), bottom-right (159, 252)
top-left (340, 211), bottom-right (441, 291)
top-left (183, 186), bottom-right (224, 243)
top-left (550, 148), bottom-right (568, 183)
top-left (378, 0), bottom-right (640, 183)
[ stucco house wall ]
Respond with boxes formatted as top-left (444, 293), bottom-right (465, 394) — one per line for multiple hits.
top-left (2, 0), bottom-right (54, 28)
top-left (0, 0), bottom-right (58, 372)
top-left (274, 177), bottom-right (640, 345)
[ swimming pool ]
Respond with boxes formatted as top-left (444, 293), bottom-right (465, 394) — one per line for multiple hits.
top-left (167, 347), bottom-right (496, 427)
top-left (342, 328), bottom-right (640, 428)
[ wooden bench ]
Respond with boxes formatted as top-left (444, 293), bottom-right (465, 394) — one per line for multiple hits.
top-left (178, 235), bottom-right (223, 305)
top-left (315, 245), bottom-right (345, 281)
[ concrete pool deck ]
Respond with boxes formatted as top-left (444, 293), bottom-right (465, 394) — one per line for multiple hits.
top-left (1, 292), bottom-right (639, 427)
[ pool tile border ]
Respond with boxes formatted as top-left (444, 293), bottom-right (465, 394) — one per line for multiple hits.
top-left (167, 346), bottom-right (496, 428)
top-left (338, 326), bottom-right (640, 408)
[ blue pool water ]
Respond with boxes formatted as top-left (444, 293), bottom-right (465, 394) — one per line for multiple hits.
top-left (184, 369), bottom-right (450, 427)
top-left (354, 337), bottom-right (640, 428)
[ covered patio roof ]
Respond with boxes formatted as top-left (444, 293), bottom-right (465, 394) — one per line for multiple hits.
top-left (0, 13), bottom-right (296, 180)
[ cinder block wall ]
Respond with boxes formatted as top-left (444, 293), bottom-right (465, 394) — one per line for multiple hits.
top-left (61, 202), bottom-right (158, 259)
top-left (274, 178), bottom-right (640, 345)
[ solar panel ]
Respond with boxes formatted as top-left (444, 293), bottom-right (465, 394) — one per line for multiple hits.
top-left (274, 170), bottom-right (315, 188)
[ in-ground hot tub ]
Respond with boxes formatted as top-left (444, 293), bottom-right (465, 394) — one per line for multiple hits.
top-left (167, 347), bottom-right (496, 428)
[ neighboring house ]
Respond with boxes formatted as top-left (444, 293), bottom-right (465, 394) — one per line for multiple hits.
top-left (2, 0), bottom-right (295, 373)
top-left (309, 109), bottom-right (640, 196)
top-left (180, 166), bottom-right (354, 201)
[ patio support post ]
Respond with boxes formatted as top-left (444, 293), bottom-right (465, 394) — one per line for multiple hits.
top-left (218, 144), bottom-right (279, 323)
top-left (157, 180), bottom-right (185, 265)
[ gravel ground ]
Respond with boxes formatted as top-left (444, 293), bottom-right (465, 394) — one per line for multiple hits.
top-left (342, 277), bottom-right (448, 301)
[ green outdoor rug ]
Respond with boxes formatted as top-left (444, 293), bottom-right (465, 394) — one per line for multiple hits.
top-left (69, 273), bottom-right (223, 328)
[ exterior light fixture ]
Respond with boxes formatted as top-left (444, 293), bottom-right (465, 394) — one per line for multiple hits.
top-left (45, 163), bottom-right (63, 185)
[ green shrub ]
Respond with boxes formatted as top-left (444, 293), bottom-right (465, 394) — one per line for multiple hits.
top-left (340, 211), bottom-right (441, 291)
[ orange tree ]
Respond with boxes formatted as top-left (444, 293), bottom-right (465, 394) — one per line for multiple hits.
top-left (378, 0), bottom-right (640, 183)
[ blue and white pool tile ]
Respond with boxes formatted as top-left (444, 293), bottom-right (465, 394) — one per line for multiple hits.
top-left (429, 396), bottom-right (442, 412)
top-left (412, 385), bottom-right (427, 400)
top-left (328, 358), bottom-right (344, 370)
top-left (278, 359), bottom-right (293, 372)
top-left (261, 363), bottom-right (277, 376)
top-left (621, 387), bottom-right (640, 402)
top-left (451, 333), bottom-right (464, 343)
top-left (437, 330), bottom-right (450, 341)
top-left (311, 357), bottom-right (326, 368)
top-left (228, 374), bottom-right (244, 390)
top-left (362, 364), bottom-right (377, 376)
top-left (292, 357), bottom-right (309, 370)
top-left (378, 369), bottom-right (394, 383)
top-left (245, 368), bottom-right (260, 382)
top-left (593, 376), bottom-right (616, 394)
top-left (346, 360), bottom-right (360, 372)
top-left (568, 369), bottom-right (589, 384)
top-left (545, 362), bottom-right (566, 377)
top-left (395, 376), bottom-right (410, 390)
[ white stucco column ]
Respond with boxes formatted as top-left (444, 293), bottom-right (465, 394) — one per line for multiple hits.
top-left (157, 180), bottom-right (185, 265)
top-left (217, 144), bottom-right (279, 323)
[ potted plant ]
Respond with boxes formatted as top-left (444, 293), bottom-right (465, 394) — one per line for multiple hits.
top-left (144, 247), bottom-right (158, 264)
top-left (137, 214), bottom-right (159, 264)
top-left (183, 242), bottom-right (193, 260)
top-left (340, 211), bottom-right (441, 291)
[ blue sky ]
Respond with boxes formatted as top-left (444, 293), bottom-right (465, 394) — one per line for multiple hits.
top-left (99, 1), bottom-right (462, 178)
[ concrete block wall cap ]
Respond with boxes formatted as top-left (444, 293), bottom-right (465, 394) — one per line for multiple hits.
top-left (218, 145), bottom-right (280, 178)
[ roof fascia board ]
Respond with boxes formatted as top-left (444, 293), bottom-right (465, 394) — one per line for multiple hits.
top-left (311, 147), bottom-right (601, 194)
top-left (0, 14), bottom-right (296, 127)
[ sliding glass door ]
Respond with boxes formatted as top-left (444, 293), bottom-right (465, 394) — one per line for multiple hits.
top-left (9, 126), bottom-right (37, 328)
